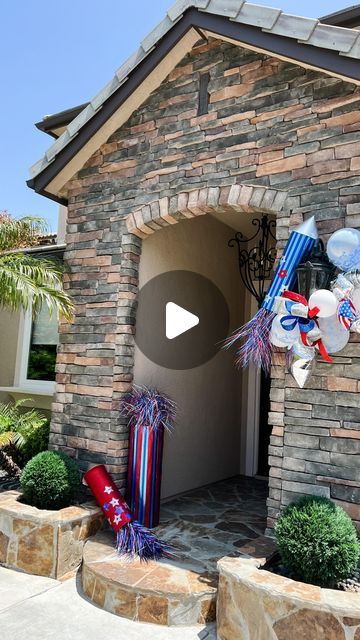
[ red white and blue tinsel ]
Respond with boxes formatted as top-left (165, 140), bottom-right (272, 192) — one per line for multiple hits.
top-left (225, 216), bottom-right (318, 372)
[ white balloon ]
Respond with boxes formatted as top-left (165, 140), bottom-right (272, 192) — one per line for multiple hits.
top-left (318, 314), bottom-right (350, 354)
top-left (308, 289), bottom-right (338, 318)
top-left (270, 314), bottom-right (300, 347)
top-left (270, 332), bottom-right (291, 348)
top-left (327, 227), bottom-right (360, 271)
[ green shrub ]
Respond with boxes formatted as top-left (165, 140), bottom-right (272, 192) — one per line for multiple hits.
top-left (275, 496), bottom-right (360, 588)
top-left (20, 451), bottom-right (81, 510)
top-left (19, 420), bottom-right (50, 465)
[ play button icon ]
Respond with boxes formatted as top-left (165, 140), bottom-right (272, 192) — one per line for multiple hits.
top-left (134, 270), bottom-right (230, 370)
top-left (165, 303), bottom-right (199, 340)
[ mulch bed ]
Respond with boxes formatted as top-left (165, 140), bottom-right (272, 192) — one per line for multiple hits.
top-left (0, 470), bottom-right (20, 493)
top-left (263, 551), bottom-right (360, 593)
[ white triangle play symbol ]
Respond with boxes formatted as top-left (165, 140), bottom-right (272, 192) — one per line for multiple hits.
top-left (166, 302), bottom-right (199, 340)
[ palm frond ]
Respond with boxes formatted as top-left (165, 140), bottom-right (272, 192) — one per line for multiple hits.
top-left (0, 253), bottom-right (73, 321)
top-left (11, 431), bottom-right (26, 449)
top-left (0, 399), bottom-right (46, 444)
top-left (0, 432), bottom-right (14, 447)
top-left (0, 216), bottom-right (48, 252)
top-left (0, 430), bottom-right (25, 450)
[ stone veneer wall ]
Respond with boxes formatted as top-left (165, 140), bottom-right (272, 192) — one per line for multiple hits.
top-left (217, 556), bottom-right (360, 640)
top-left (53, 37), bottom-right (360, 530)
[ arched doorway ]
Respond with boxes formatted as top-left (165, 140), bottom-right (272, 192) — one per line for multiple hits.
top-left (127, 184), bottom-right (288, 499)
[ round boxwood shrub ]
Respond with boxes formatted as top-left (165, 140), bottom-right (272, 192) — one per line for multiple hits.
top-left (275, 496), bottom-right (360, 588)
top-left (20, 451), bottom-right (81, 510)
top-left (19, 420), bottom-right (50, 466)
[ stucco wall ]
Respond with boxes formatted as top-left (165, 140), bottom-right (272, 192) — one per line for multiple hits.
top-left (53, 37), bottom-right (360, 529)
top-left (133, 214), bottom-right (244, 498)
top-left (0, 310), bottom-right (20, 392)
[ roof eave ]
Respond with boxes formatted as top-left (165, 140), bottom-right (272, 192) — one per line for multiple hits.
top-left (28, 7), bottom-right (360, 205)
top-left (320, 5), bottom-right (360, 28)
top-left (35, 103), bottom-right (90, 139)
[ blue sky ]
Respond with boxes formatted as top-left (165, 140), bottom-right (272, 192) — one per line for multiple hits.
top-left (0, 0), bottom-right (347, 232)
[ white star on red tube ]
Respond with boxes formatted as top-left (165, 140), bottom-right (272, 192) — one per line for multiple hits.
top-left (110, 497), bottom-right (119, 507)
top-left (113, 514), bottom-right (121, 525)
top-left (104, 486), bottom-right (113, 494)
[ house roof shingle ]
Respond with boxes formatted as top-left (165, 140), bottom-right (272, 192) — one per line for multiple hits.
top-left (28, 0), bottom-right (360, 197)
top-left (320, 4), bottom-right (360, 28)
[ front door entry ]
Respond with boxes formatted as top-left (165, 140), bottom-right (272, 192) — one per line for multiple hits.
top-left (257, 370), bottom-right (271, 477)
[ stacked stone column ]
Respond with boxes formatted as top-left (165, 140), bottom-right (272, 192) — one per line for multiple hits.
top-left (50, 182), bottom-right (141, 488)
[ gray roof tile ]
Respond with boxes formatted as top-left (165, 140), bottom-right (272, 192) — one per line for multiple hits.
top-left (30, 0), bottom-right (360, 183)
top-left (205, 0), bottom-right (245, 19)
top-left (300, 23), bottom-right (358, 52)
top-left (167, 0), bottom-right (209, 22)
top-left (232, 3), bottom-right (281, 29)
top-left (67, 104), bottom-right (96, 137)
top-left (29, 157), bottom-right (49, 178)
top-left (45, 131), bottom-right (71, 163)
top-left (342, 32), bottom-right (360, 58)
top-left (264, 13), bottom-right (318, 40)
top-left (116, 48), bottom-right (147, 83)
top-left (141, 15), bottom-right (174, 52)
top-left (90, 77), bottom-right (121, 112)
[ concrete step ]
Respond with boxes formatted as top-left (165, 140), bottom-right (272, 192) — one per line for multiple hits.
top-left (82, 531), bottom-right (218, 626)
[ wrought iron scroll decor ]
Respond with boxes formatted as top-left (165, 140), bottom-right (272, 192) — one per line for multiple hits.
top-left (228, 215), bottom-right (276, 308)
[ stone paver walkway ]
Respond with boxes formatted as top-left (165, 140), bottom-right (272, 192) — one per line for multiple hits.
top-left (0, 476), bottom-right (271, 637)
top-left (81, 476), bottom-right (273, 626)
top-left (0, 566), bottom-right (216, 640)
top-left (157, 475), bottom-right (271, 571)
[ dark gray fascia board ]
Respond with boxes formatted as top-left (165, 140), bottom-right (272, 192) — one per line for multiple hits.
top-left (27, 7), bottom-right (360, 205)
top-left (35, 103), bottom-right (90, 139)
top-left (320, 5), bottom-right (360, 28)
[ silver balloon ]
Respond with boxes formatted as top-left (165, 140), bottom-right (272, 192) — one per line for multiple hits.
top-left (327, 228), bottom-right (360, 271)
top-left (287, 342), bottom-right (315, 388)
top-left (318, 314), bottom-right (349, 354)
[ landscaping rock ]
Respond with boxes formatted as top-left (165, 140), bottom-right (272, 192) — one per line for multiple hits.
top-left (0, 490), bottom-right (103, 578)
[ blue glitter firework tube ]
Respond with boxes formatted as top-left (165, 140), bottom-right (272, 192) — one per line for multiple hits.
top-left (262, 217), bottom-right (318, 311)
top-left (225, 216), bottom-right (318, 371)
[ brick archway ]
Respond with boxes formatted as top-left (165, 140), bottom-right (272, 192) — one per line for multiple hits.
top-left (126, 184), bottom-right (290, 238)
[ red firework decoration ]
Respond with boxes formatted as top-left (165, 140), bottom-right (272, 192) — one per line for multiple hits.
top-left (83, 465), bottom-right (172, 561)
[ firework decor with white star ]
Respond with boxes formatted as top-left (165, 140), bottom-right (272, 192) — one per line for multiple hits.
top-left (83, 465), bottom-right (172, 561)
top-left (224, 217), bottom-right (319, 372)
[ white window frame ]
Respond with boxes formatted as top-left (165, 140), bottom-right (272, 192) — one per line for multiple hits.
top-left (13, 309), bottom-right (57, 395)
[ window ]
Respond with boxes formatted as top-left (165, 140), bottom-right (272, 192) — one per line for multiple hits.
top-left (27, 306), bottom-right (58, 381)
top-left (14, 307), bottom-right (59, 392)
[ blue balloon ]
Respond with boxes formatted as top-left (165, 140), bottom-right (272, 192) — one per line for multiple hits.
top-left (327, 228), bottom-right (360, 272)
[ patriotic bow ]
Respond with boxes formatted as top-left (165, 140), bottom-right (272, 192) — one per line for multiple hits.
top-left (274, 291), bottom-right (332, 362)
top-left (337, 298), bottom-right (358, 330)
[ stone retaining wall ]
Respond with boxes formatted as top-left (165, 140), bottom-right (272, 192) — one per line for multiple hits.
top-left (0, 491), bottom-right (103, 578)
top-left (53, 36), bottom-right (360, 527)
top-left (217, 556), bottom-right (360, 640)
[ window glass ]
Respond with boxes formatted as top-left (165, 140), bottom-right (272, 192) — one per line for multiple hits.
top-left (26, 307), bottom-right (59, 381)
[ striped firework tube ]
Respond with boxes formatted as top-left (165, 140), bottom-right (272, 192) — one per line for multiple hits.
top-left (127, 424), bottom-right (164, 529)
top-left (263, 217), bottom-right (318, 312)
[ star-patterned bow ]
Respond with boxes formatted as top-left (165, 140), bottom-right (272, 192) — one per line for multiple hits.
top-left (338, 298), bottom-right (358, 330)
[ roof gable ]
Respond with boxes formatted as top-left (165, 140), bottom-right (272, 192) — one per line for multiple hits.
top-left (28, 1), bottom-right (360, 203)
